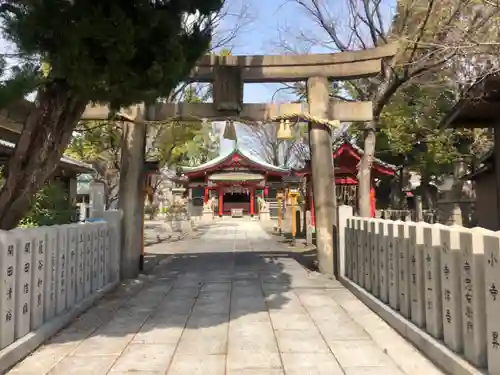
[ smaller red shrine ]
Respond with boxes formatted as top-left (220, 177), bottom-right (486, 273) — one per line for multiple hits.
top-left (182, 145), bottom-right (289, 216)
top-left (293, 137), bottom-right (396, 222)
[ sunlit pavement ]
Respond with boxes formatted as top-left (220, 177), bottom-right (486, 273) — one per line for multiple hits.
top-left (8, 220), bottom-right (444, 375)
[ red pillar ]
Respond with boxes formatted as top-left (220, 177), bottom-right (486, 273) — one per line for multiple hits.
top-left (218, 188), bottom-right (223, 216)
top-left (204, 187), bottom-right (209, 203)
top-left (370, 186), bottom-right (376, 218)
top-left (250, 188), bottom-right (255, 216)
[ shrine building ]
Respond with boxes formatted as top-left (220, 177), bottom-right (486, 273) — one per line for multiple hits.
top-left (293, 137), bottom-right (396, 222)
top-left (182, 145), bottom-right (290, 217)
top-left (181, 138), bottom-right (396, 218)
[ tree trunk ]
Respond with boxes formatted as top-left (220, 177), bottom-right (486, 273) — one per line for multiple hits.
top-left (0, 81), bottom-right (87, 229)
top-left (358, 62), bottom-right (400, 218)
top-left (421, 174), bottom-right (433, 210)
top-left (358, 120), bottom-right (377, 217)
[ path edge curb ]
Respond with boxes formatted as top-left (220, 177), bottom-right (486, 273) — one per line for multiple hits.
top-left (339, 276), bottom-right (485, 375)
top-left (0, 281), bottom-right (120, 373)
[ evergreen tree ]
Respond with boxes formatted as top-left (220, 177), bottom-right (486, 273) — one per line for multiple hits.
top-left (0, 0), bottom-right (223, 229)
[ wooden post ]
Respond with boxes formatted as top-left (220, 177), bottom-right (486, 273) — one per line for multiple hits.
top-left (307, 76), bottom-right (336, 276)
top-left (118, 113), bottom-right (147, 280)
top-left (250, 187), bottom-right (255, 216)
top-left (218, 188), bottom-right (223, 217)
top-left (204, 187), bottom-right (209, 203)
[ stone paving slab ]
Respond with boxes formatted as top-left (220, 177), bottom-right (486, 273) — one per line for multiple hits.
top-left (8, 220), bottom-right (445, 375)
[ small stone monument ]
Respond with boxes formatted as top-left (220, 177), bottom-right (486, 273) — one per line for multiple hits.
top-left (169, 186), bottom-right (191, 234)
top-left (202, 198), bottom-right (213, 221)
top-left (89, 181), bottom-right (106, 219)
top-left (259, 199), bottom-right (271, 221)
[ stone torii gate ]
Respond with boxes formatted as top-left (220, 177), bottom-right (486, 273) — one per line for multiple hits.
top-left (82, 44), bottom-right (396, 278)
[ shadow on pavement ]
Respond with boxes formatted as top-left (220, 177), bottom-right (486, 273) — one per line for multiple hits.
top-left (43, 250), bottom-right (306, 348)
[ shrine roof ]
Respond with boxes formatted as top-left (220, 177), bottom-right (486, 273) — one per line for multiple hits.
top-left (334, 137), bottom-right (397, 173)
top-left (181, 144), bottom-right (289, 175)
top-left (293, 136), bottom-right (396, 176)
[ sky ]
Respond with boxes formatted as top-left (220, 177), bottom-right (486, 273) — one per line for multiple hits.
top-left (214, 0), bottom-right (395, 153)
top-left (0, 0), bottom-right (395, 155)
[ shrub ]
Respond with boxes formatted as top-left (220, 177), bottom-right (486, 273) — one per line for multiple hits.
top-left (19, 181), bottom-right (77, 228)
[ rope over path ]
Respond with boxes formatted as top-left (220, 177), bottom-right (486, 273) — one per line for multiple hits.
top-left (115, 112), bottom-right (341, 129)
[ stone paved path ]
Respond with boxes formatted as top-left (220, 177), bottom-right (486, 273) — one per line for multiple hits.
top-left (8, 220), bottom-right (445, 375)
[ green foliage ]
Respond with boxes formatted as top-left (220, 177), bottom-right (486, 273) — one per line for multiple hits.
top-left (0, 57), bottom-right (40, 108)
top-left (150, 85), bottom-right (220, 168)
top-left (66, 121), bottom-right (121, 208)
top-left (0, 0), bottom-right (224, 107)
top-left (19, 181), bottom-right (77, 228)
top-left (346, 82), bottom-right (492, 180)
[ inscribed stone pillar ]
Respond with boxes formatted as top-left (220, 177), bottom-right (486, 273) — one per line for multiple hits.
top-left (307, 76), bottom-right (336, 276)
top-left (104, 223), bottom-right (111, 286)
top-left (378, 221), bottom-right (390, 303)
top-left (440, 227), bottom-right (463, 353)
top-left (484, 232), bottom-right (500, 374)
top-left (423, 225), bottom-right (443, 339)
top-left (76, 226), bottom-right (85, 301)
top-left (305, 210), bottom-right (313, 246)
top-left (0, 232), bottom-right (16, 349)
top-left (460, 228), bottom-right (486, 368)
top-left (31, 228), bottom-right (46, 330)
top-left (388, 221), bottom-right (400, 310)
top-left (351, 218), bottom-right (359, 283)
top-left (98, 223), bottom-right (106, 288)
top-left (397, 222), bottom-right (411, 318)
top-left (56, 226), bottom-right (68, 315)
top-left (90, 181), bottom-right (106, 219)
top-left (357, 219), bottom-right (365, 287)
top-left (408, 223), bottom-right (426, 328)
top-left (337, 205), bottom-right (353, 278)
top-left (66, 224), bottom-right (78, 308)
top-left (12, 230), bottom-right (33, 339)
top-left (102, 210), bottom-right (121, 283)
top-left (90, 223), bottom-right (99, 292)
top-left (84, 226), bottom-right (92, 296)
top-left (345, 218), bottom-right (352, 279)
top-left (44, 227), bottom-right (58, 321)
top-left (370, 219), bottom-right (380, 297)
top-left (364, 219), bottom-right (372, 291)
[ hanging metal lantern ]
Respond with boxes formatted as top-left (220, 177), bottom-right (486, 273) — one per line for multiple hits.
top-left (223, 120), bottom-right (237, 140)
top-left (277, 119), bottom-right (294, 140)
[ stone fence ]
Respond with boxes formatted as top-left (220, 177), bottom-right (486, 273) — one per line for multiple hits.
top-left (0, 210), bottom-right (122, 373)
top-left (340, 208), bottom-right (498, 374)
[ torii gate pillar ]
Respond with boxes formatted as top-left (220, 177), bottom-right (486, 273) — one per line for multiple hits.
top-left (307, 76), bottom-right (337, 276)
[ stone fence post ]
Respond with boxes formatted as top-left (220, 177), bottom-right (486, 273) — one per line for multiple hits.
top-left (337, 205), bottom-right (353, 278)
top-left (342, 217), bottom-right (498, 374)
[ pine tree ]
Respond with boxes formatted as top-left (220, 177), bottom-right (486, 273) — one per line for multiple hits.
top-left (0, 0), bottom-right (223, 229)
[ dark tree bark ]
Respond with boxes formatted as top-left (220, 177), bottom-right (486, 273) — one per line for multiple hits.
top-left (0, 81), bottom-right (87, 229)
top-left (358, 63), bottom-right (400, 217)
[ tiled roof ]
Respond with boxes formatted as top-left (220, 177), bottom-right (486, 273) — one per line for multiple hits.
top-left (0, 139), bottom-right (94, 172)
top-left (182, 144), bottom-right (289, 174)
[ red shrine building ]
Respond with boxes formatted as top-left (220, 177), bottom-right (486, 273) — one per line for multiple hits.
top-left (293, 137), bottom-right (396, 222)
top-left (181, 139), bottom-right (396, 218)
top-left (182, 145), bottom-right (289, 216)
